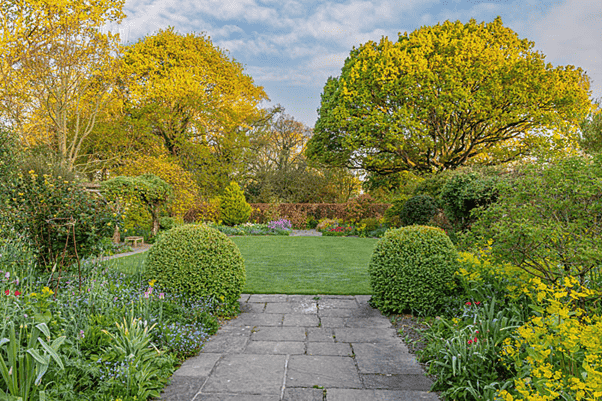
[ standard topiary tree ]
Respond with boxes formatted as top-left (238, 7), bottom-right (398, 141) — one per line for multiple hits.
top-left (399, 194), bottom-right (437, 226)
top-left (101, 174), bottom-right (173, 236)
top-left (368, 225), bottom-right (458, 315)
top-left (146, 224), bottom-right (246, 316)
top-left (219, 181), bottom-right (252, 226)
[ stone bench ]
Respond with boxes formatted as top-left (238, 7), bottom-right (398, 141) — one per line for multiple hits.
top-left (124, 236), bottom-right (144, 247)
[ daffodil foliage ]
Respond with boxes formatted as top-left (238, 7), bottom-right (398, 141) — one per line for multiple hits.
top-left (307, 17), bottom-right (593, 174)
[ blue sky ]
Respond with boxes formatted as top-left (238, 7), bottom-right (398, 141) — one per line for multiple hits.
top-left (113, 0), bottom-right (602, 127)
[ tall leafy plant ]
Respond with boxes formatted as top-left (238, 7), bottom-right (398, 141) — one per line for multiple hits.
top-left (473, 155), bottom-right (602, 284)
top-left (7, 167), bottom-right (117, 271)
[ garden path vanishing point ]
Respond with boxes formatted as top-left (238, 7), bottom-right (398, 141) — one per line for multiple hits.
top-left (159, 294), bottom-right (440, 401)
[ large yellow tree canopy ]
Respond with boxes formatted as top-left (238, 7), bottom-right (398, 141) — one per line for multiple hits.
top-left (0, 0), bottom-right (125, 171)
top-left (118, 28), bottom-right (268, 157)
top-left (307, 17), bottom-right (593, 174)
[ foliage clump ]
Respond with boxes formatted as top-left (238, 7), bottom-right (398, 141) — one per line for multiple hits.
top-left (308, 17), bottom-right (592, 174)
top-left (101, 174), bottom-right (172, 236)
top-left (116, 155), bottom-right (199, 219)
top-left (399, 194), bottom-right (437, 226)
top-left (146, 224), bottom-right (246, 315)
top-left (219, 182), bottom-right (252, 226)
top-left (441, 172), bottom-right (498, 230)
top-left (472, 154), bottom-right (602, 284)
top-left (6, 168), bottom-right (116, 270)
top-left (368, 225), bottom-right (458, 315)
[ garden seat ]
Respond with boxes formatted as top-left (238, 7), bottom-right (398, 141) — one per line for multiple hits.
top-left (124, 236), bottom-right (144, 247)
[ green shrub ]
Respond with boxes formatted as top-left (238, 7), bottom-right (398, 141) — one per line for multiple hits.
top-left (413, 171), bottom-right (453, 206)
top-left (368, 225), bottom-right (458, 315)
top-left (382, 195), bottom-right (409, 228)
top-left (472, 154), bottom-right (602, 284)
top-left (6, 169), bottom-right (117, 270)
top-left (399, 194), bottom-right (437, 226)
top-left (219, 182), bottom-right (252, 226)
top-left (440, 172), bottom-right (498, 230)
top-left (306, 215), bottom-right (318, 229)
top-left (146, 224), bottom-right (246, 316)
top-left (159, 216), bottom-right (183, 230)
top-left (359, 217), bottom-right (380, 232)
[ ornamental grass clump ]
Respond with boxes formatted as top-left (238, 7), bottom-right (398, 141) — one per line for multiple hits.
top-left (368, 225), bottom-right (458, 315)
top-left (146, 224), bottom-right (246, 316)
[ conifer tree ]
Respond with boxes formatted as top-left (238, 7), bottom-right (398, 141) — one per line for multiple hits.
top-left (219, 182), bottom-right (252, 226)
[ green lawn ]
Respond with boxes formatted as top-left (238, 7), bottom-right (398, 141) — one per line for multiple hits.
top-left (109, 236), bottom-right (378, 294)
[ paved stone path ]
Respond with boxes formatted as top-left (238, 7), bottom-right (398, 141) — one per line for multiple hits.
top-left (159, 294), bottom-right (439, 401)
top-left (99, 243), bottom-right (151, 261)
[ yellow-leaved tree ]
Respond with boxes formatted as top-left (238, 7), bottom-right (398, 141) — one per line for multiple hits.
top-left (307, 17), bottom-right (594, 175)
top-left (117, 28), bottom-right (268, 195)
top-left (0, 0), bottom-right (125, 171)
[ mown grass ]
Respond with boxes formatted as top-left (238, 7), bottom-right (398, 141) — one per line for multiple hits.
top-left (109, 236), bottom-right (378, 295)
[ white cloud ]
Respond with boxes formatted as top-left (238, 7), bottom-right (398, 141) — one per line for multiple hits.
top-left (307, 52), bottom-right (349, 70)
top-left (526, 0), bottom-right (602, 99)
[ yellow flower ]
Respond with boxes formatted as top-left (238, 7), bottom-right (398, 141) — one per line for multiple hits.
top-left (42, 286), bottom-right (54, 295)
top-left (149, 279), bottom-right (157, 287)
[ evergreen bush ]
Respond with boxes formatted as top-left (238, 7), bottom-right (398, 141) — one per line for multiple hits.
top-left (440, 172), bottom-right (498, 230)
top-left (219, 182), bottom-right (252, 226)
top-left (368, 225), bottom-right (458, 315)
top-left (399, 194), bottom-right (437, 226)
top-left (146, 224), bottom-right (246, 316)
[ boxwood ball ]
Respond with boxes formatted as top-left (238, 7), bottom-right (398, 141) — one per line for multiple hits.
top-left (368, 225), bottom-right (458, 315)
top-left (146, 224), bottom-right (246, 315)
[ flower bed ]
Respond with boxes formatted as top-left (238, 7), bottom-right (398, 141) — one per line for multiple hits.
top-left (0, 238), bottom-right (221, 400)
top-left (207, 220), bottom-right (292, 236)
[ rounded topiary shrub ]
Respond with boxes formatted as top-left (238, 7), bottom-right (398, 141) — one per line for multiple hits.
top-left (399, 194), bottom-right (437, 226)
top-left (368, 225), bottom-right (458, 315)
top-left (146, 224), bottom-right (246, 315)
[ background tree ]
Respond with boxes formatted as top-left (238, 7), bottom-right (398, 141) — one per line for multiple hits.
top-left (307, 17), bottom-right (593, 175)
top-left (243, 107), bottom-right (361, 203)
top-left (0, 0), bottom-right (125, 172)
top-left (219, 182), bottom-right (252, 226)
top-left (579, 98), bottom-right (602, 154)
top-left (117, 28), bottom-right (267, 195)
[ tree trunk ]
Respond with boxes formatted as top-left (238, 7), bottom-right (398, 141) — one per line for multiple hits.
top-left (151, 204), bottom-right (160, 236)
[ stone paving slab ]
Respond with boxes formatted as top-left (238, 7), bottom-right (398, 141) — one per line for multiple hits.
top-left (159, 295), bottom-right (439, 401)
top-left (307, 342), bottom-right (352, 357)
top-left (282, 387), bottom-right (324, 400)
top-left (173, 354), bottom-right (221, 377)
top-left (201, 336), bottom-right (248, 354)
top-left (353, 342), bottom-right (423, 375)
top-left (334, 327), bottom-right (399, 343)
top-left (307, 327), bottom-right (335, 342)
top-left (286, 355), bottom-right (362, 388)
top-left (196, 394), bottom-right (280, 401)
top-left (245, 341), bottom-right (305, 355)
top-left (361, 374), bottom-right (434, 391)
top-left (326, 389), bottom-right (440, 400)
top-left (228, 313), bottom-right (283, 327)
top-left (251, 326), bottom-right (307, 341)
top-left (159, 376), bottom-right (206, 401)
top-left (202, 354), bottom-right (286, 394)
